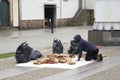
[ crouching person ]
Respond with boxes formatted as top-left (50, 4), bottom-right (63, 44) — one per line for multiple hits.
top-left (70, 34), bottom-right (103, 61)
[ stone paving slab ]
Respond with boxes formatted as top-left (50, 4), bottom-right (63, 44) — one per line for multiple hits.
top-left (38, 46), bottom-right (120, 80)
top-left (0, 67), bottom-right (68, 80)
top-left (0, 67), bottom-right (40, 80)
top-left (39, 54), bottom-right (120, 80)
top-left (0, 26), bottom-right (120, 80)
top-left (0, 46), bottom-right (119, 80)
top-left (82, 64), bottom-right (120, 80)
top-left (0, 45), bottom-right (118, 71)
top-left (0, 26), bottom-right (92, 54)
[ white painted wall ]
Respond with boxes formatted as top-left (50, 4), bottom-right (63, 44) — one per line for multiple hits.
top-left (21, 0), bottom-right (44, 20)
top-left (61, 0), bottom-right (78, 18)
top-left (20, 0), bottom-right (79, 20)
top-left (95, 0), bottom-right (120, 22)
top-left (84, 0), bottom-right (95, 9)
top-left (94, 0), bottom-right (120, 30)
top-left (13, 0), bottom-right (19, 27)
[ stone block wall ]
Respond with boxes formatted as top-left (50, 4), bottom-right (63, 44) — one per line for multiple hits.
top-left (20, 20), bottom-right (44, 29)
top-left (88, 30), bottom-right (120, 46)
top-left (19, 9), bottom-right (94, 29)
top-left (71, 9), bottom-right (94, 26)
top-left (56, 18), bottom-right (72, 27)
top-left (20, 18), bottom-right (72, 29)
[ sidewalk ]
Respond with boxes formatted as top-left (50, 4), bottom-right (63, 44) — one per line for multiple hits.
top-left (1, 26), bottom-right (120, 80)
top-left (0, 44), bottom-right (120, 80)
top-left (0, 26), bottom-right (92, 54)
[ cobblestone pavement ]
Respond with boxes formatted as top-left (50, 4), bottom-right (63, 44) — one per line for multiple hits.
top-left (0, 26), bottom-right (91, 54)
top-left (39, 47), bottom-right (120, 80)
top-left (0, 26), bottom-right (120, 80)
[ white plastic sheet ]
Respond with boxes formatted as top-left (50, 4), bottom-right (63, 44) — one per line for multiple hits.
top-left (15, 57), bottom-right (95, 69)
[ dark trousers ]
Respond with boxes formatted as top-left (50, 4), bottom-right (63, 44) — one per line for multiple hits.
top-left (85, 49), bottom-right (99, 61)
top-left (49, 20), bottom-right (54, 33)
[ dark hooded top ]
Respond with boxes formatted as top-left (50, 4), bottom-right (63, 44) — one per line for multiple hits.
top-left (73, 34), bottom-right (97, 58)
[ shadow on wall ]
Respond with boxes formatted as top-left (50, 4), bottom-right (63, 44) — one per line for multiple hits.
top-left (88, 30), bottom-right (120, 46)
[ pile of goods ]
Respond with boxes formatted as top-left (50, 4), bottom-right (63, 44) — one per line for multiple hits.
top-left (33, 54), bottom-right (76, 65)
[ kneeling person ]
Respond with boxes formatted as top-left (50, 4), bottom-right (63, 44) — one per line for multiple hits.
top-left (72, 34), bottom-right (103, 61)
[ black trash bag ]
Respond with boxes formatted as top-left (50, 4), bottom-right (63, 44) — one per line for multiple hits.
top-left (53, 38), bottom-right (63, 54)
top-left (30, 50), bottom-right (43, 60)
top-left (68, 40), bottom-right (79, 54)
top-left (15, 41), bottom-right (33, 63)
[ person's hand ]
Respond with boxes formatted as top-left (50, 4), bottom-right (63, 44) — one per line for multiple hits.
top-left (77, 59), bottom-right (80, 61)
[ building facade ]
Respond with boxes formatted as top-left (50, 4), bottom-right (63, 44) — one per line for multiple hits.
top-left (93, 0), bottom-right (120, 30)
top-left (89, 0), bottom-right (120, 46)
top-left (0, 0), bottom-right (94, 29)
top-left (20, 0), bottom-right (79, 29)
top-left (0, 0), bottom-right (19, 27)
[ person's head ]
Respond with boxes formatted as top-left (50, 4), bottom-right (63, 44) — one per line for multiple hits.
top-left (73, 34), bottom-right (81, 43)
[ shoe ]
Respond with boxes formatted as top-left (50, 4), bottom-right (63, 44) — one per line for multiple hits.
top-left (97, 54), bottom-right (103, 61)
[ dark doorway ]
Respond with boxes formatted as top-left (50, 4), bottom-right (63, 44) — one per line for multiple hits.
top-left (0, 0), bottom-right (10, 27)
top-left (44, 5), bottom-right (56, 28)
